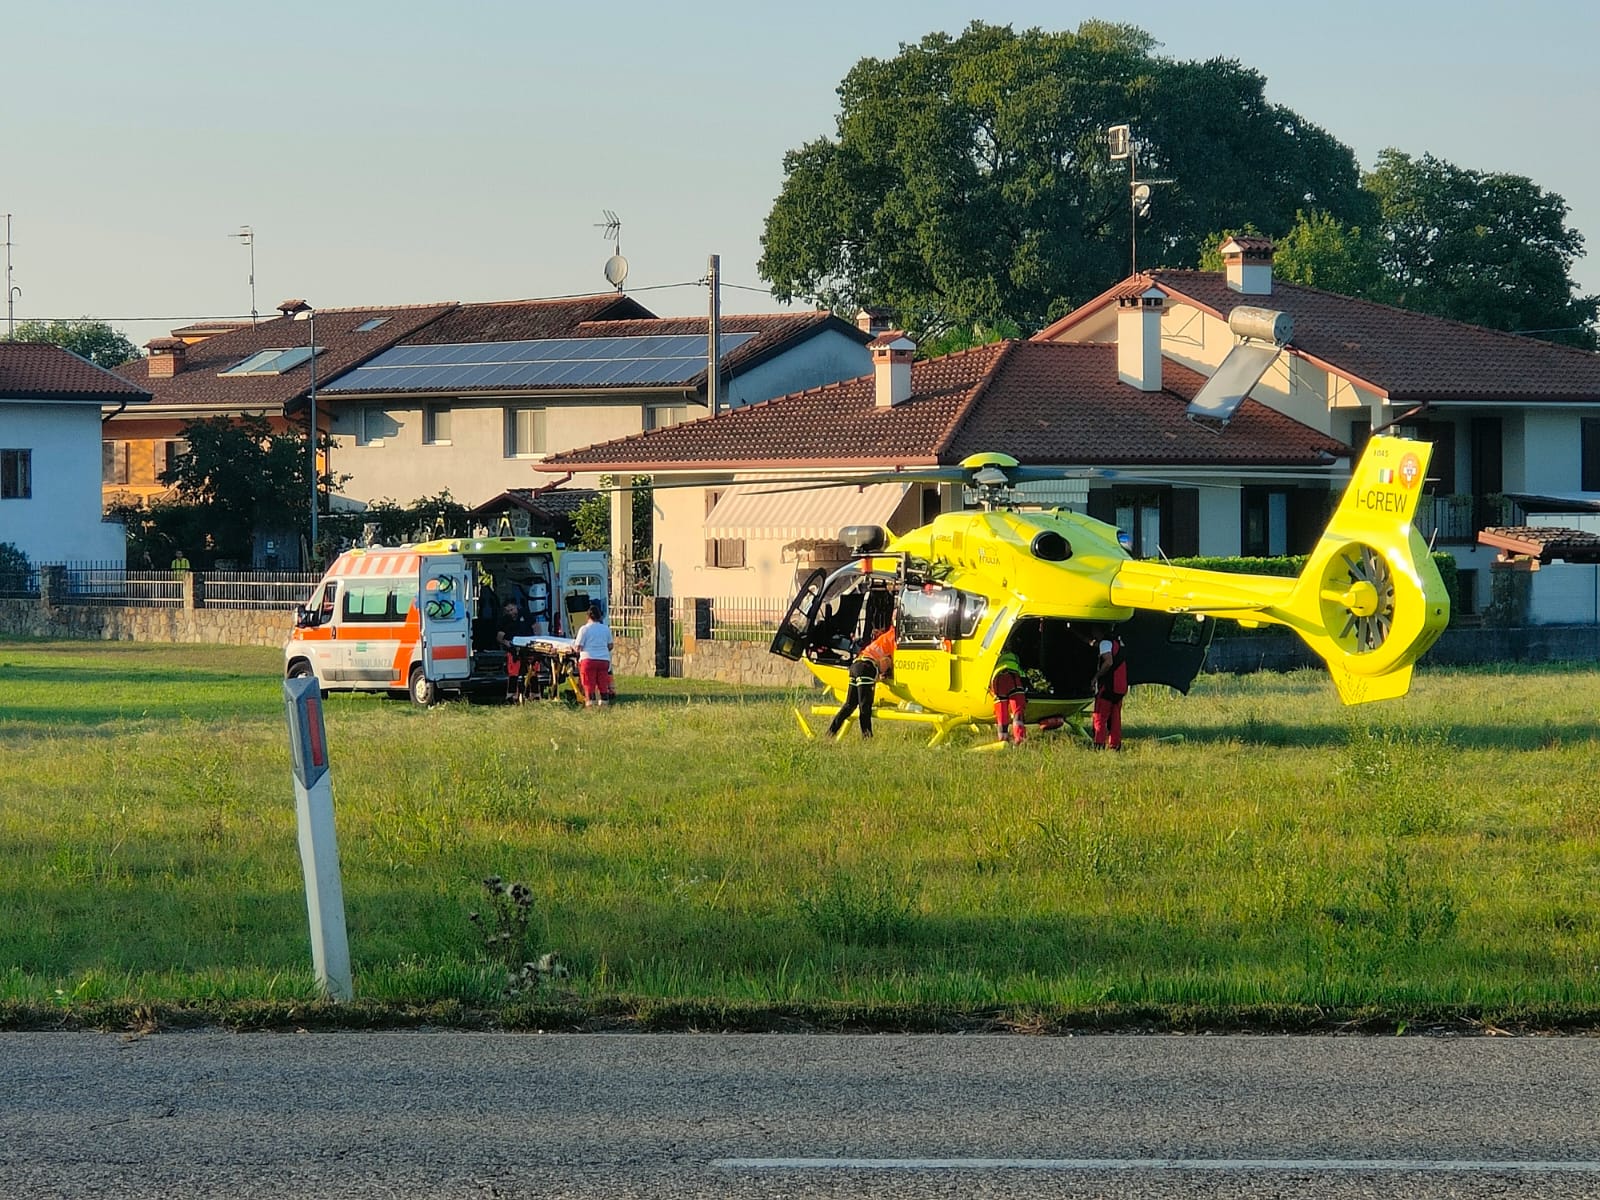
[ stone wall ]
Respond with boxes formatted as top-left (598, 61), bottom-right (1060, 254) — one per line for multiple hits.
top-left (5, 582), bottom-right (1597, 685)
top-left (0, 570), bottom-right (296, 648)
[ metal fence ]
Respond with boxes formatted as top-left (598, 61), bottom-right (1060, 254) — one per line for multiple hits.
top-left (3, 560), bottom-right (792, 642)
top-left (53, 565), bottom-right (183, 608)
top-left (611, 588), bottom-right (648, 639)
top-left (700, 596), bottom-right (788, 643)
top-left (205, 571), bottom-right (322, 610)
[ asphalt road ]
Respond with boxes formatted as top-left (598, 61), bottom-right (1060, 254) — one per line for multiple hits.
top-left (3, 1031), bottom-right (1599, 1198)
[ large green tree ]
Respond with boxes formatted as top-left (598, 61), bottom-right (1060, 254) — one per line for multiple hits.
top-left (5, 318), bottom-right (140, 368)
top-left (158, 414), bottom-right (319, 564)
top-left (1364, 150), bottom-right (1597, 347)
top-left (1201, 211), bottom-right (1392, 300)
top-left (759, 20), bottom-right (1371, 336)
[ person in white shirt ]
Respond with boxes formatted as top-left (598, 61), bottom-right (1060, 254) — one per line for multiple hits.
top-left (573, 602), bottom-right (614, 707)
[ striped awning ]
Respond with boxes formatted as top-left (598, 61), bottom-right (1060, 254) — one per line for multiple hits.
top-left (704, 482), bottom-right (911, 541)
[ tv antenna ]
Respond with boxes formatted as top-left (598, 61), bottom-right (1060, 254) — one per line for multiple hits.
top-left (596, 209), bottom-right (628, 291)
top-left (1108, 125), bottom-right (1174, 274)
top-left (231, 225), bottom-right (258, 324)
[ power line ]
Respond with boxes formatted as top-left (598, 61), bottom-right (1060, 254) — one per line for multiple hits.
top-left (9, 279), bottom-right (790, 328)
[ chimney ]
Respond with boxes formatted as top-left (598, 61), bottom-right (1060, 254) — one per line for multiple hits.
top-left (1219, 235), bottom-right (1275, 295)
top-left (856, 306), bottom-right (894, 336)
top-left (145, 337), bottom-right (187, 379)
top-left (870, 331), bottom-right (916, 408)
top-left (1116, 287), bottom-right (1165, 391)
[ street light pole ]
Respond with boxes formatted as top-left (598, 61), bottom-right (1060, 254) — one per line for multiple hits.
top-left (308, 305), bottom-right (319, 556)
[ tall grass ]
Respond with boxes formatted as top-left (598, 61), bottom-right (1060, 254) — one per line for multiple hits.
top-left (2, 640), bottom-right (1597, 1029)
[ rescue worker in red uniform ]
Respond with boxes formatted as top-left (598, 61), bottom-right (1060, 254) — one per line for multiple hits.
top-left (1090, 626), bottom-right (1128, 750)
top-left (827, 623), bottom-right (895, 738)
top-left (989, 650), bottom-right (1028, 746)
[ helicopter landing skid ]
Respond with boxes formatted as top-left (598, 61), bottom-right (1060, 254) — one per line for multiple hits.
top-left (804, 704), bottom-right (1089, 748)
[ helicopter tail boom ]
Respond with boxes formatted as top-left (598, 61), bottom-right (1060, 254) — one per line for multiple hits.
top-left (1109, 434), bottom-right (1450, 704)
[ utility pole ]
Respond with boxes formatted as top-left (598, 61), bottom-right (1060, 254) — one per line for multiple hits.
top-left (232, 226), bottom-right (258, 324)
top-left (706, 253), bottom-right (722, 416)
top-left (4, 214), bottom-right (16, 339)
top-left (308, 305), bottom-right (319, 554)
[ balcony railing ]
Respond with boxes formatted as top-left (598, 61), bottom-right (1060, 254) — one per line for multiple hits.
top-left (1415, 494), bottom-right (1521, 545)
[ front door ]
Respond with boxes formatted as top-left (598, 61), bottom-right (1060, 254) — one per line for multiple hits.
top-left (419, 556), bottom-right (471, 682)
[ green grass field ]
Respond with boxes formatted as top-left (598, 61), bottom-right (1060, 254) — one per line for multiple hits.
top-left (2, 639), bottom-right (1597, 1032)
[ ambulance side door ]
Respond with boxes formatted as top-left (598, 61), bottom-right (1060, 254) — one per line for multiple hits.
top-left (297, 578), bottom-right (346, 681)
top-left (557, 551), bottom-right (609, 636)
top-left (418, 556), bottom-right (472, 682)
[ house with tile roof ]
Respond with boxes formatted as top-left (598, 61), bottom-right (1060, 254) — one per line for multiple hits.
top-left (538, 329), bottom-right (1344, 602)
top-left (1034, 238), bottom-right (1600, 616)
top-left (108, 297), bottom-right (460, 509)
top-left (312, 304), bottom-right (871, 509)
top-left (1, 344), bottom-right (149, 563)
top-left (107, 292), bottom-right (869, 569)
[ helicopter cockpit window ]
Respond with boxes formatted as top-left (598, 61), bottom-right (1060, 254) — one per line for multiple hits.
top-left (956, 590), bottom-right (988, 638)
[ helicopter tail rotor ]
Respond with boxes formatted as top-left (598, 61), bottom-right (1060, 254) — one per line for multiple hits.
top-left (1109, 434), bottom-right (1449, 705)
top-left (1279, 435), bottom-right (1449, 701)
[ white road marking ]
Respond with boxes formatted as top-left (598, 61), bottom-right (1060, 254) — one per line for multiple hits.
top-left (715, 1157), bottom-right (1600, 1173)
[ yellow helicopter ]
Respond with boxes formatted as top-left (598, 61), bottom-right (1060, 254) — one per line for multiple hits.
top-left (765, 434), bottom-right (1450, 745)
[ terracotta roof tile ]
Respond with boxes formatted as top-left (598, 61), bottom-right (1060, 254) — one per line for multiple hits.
top-left (114, 304), bottom-right (457, 414)
top-left (1042, 271), bottom-right (1600, 403)
top-left (0, 344), bottom-right (150, 402)
top-left (541, 341), bottom-right (1342, 472)
top-left (404, 294), bottom-right (654, 344)
top-left (945, 343), bottom-right (1343, 465)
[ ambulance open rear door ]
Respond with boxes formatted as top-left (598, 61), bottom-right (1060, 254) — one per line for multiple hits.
top-left (419, 555), bottom-right (472, 690)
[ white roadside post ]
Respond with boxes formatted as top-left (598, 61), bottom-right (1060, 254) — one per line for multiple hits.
top-left (283, 676), bottom-right (352, 1002)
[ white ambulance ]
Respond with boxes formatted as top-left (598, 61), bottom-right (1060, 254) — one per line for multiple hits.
top-left (284, 535), bottom-right (608, 704)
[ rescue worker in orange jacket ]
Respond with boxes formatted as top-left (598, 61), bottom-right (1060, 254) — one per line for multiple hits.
top-left (990, 650), bottom-right (1028, 746)
top-left (827, 622), bottom-right (895, 738)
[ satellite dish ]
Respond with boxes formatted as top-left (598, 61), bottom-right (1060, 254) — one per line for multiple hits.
top-left (604, 254), bottom-right (629, 289)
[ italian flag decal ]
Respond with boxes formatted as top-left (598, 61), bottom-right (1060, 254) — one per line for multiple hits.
top-left (1376, 468), bottom-right (1394, 484)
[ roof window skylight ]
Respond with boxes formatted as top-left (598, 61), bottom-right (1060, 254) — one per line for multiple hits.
top-left (354, 317), bottom-right (390, 332)
top-left (221, 346), bottom-right (323, 376)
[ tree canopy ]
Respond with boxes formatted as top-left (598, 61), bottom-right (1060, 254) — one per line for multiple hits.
top-left (5, 318), bottom-right (140, 368)
top-left (758, 20), bottom-right (1370, 336)
top-left (1200, 155), bottom-right (1598, 349)
top-left (156, 414), bottom-right (322, 564)
top-left (1363, 150), bottom-right (1597, 347)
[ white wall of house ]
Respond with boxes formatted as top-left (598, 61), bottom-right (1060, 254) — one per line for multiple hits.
top-left (1520, 407), bottom-right (1582, 493)
top-left (723, 330), bottom-right (871, 409)
top-left (0, 401), bottom-right (126, 564)
top-left (1197, 485), bottom-right (1242, 556)
top-left (651, 478), bottom-right (923, 602)
top-left (328, 393), bottom-right (698, 507)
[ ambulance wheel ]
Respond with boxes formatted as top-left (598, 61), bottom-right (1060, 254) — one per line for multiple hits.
top-left (408, 665), bottom-right (438, 707)
top-left (286, 660), bottom-right (326, 698)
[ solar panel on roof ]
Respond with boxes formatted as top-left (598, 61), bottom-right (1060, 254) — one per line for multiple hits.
top-left (324, 330), bottom-right (756, 393)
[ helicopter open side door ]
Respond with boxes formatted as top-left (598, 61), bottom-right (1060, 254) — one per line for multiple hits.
top-left (769, 569), bottom-right (828, 661)
top-left (1118, 609), bottom-right (1215, 695)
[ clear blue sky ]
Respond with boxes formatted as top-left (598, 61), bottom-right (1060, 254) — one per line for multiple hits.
top-left (4, 0), bottom-right (1596, 349)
